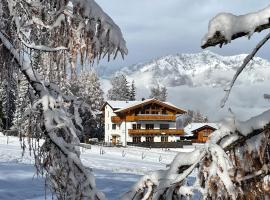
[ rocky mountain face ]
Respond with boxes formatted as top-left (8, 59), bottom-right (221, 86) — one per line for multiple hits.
top-left (100, 51), bottom-right (270, 89)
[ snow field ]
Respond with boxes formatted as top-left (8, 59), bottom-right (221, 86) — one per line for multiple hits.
top-left (0, 133), bottom-right (195, 199)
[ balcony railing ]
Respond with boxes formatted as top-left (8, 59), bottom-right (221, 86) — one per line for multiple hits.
top-left (128, 129), bottom-right (184, 135)
top-left (111, 115), bottom-right (176, 123)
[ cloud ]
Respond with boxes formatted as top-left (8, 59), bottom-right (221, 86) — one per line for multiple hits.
top-left (96, 0), bottom-right (270, 68)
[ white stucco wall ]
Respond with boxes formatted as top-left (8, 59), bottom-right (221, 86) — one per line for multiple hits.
top-left (105, 104), bottom-right (181, 146)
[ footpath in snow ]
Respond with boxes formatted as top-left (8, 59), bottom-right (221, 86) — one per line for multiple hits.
top-left (0, 133), bottom-right (194, 199)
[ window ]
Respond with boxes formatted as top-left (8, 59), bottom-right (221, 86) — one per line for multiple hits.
top-left (108, 111), bottom-right (109, 117)
top-left (146, 136), bottom-right (154, 142)
top-left (133, 136), bottom-right (141, 143)
top-left (146, 124), bottom-right (154, 130)
top-left (112, 124), bottom-right (117, 130)
top-left (203, 130), bottom-right (210, 137)
top-left (161, 136), bottom-right (168, 142)
top-left (160, 124), bottom-right (169, 130)
top-left (132, 124), bottom-right (141, 130)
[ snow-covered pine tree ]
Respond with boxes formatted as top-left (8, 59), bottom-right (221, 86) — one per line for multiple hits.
top-left (0, 0), bottom-right (127, 199)
top-left (13, 73), bottom-right (30, 131)
top-left (192, 110), bottom-right (208, 123)
top-left (149, 84), bottom-right (167, 101)
top-left (129, 80), bottom-right (136, 101)
top-left (160, 85), bottom-right (167, 101)
top-left (123, 5), bottom-right (270, 200)
top-left (72, 70), bottom-right (105, 140)
top-left (0, 85), bottom-right (3, 130)
top-left (107, 73), bottom-right (130, 101)
top-left (0, 60), bottom-right (17, 130)
top-left (78, 70), bottom-right (104, 110)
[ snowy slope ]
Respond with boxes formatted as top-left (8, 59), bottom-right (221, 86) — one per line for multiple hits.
top-left (101, 51), bottom-right (270, 88)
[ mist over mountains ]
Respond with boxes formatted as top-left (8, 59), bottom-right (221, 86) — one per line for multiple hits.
top-left (99, 51), bottom-right (270, 121)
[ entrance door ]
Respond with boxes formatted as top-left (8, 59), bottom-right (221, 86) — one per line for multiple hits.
top-left (112, 136), bottom-right (117, 145)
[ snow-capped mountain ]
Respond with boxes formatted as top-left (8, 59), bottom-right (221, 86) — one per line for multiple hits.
top-left (101, 51), bottom-right (270, 89)
top-left (100, 51), bottom-right (270, 121)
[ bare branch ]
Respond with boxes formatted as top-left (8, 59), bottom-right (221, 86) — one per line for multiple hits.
top-left (220, 31), bottom-right (270, 108)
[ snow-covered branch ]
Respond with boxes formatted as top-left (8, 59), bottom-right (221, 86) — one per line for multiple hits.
top-left (20, 36), bottom-right (68, 52)
top-left (202, 6), bottom-right (270, 48)
top-left (0, 30), bottom-right (105, 200)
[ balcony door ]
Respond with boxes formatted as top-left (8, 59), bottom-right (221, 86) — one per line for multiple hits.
top-left (146, 136), bottom-right (154, 142)
top-left (112, 136), bottom-right (117, 145)
top-left (146, 124), bottom-right (154, 130)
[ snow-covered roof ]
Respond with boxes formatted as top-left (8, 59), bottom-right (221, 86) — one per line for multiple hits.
top-left (184, 123), bottom-right (219, 136)
top-left (114, 98), bottom-right (186, 113)
top-left (106, 101), bottom-right (142, 109)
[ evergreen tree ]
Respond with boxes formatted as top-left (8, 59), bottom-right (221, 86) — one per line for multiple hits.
top-left (160, 86), bottom-right (167, 102)
top-left (129, 80), bottom-right (136, 101)
top-left (13, 73), bottom-right (30, 130)
top-left (107, 74), bottom-right (130, 101)
top-left (80, 71), bottom-right (104, 109)
top-left (69, 70), bottom-right (105, 140)
top-left (149, 84), bottom-right (167, 101)
top-left (0, 87), bottom-right (3, 130)
top-left (1, 78), bottom-right (17, 130)
top-left (0, 0), bottom-right (127, 197)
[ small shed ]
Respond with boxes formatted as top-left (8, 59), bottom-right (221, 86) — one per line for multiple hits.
top-left (183, 123), bottom-right (218, 143)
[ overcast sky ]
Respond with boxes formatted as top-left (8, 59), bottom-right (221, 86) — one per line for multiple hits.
top-left (96, 0), bottom-right (270, 68)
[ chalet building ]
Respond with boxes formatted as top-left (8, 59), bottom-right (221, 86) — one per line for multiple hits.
top-left (102, 99), bottom-right (186, 146)
top-left (183, 123), bottom-right (218, 143)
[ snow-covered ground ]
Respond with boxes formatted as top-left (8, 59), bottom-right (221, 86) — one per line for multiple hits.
top-left (0, 134), bottom-right (194, 199)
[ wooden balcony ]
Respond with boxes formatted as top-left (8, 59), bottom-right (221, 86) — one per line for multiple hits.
top-left (128, 129), bottom-right (184, 135)
top-left (111, 115), bottom-right (176, 123)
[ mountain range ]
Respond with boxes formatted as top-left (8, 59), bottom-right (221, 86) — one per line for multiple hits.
top-left (99, 50), bottom-right (270, 89)
top-left (99, 51), bottom-right (270, 121)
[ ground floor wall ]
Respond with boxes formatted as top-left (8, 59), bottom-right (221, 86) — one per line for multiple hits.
top-left (127, 141), bottom-right (192, 148)
top-left (105, 121), bottom-right (180, 146)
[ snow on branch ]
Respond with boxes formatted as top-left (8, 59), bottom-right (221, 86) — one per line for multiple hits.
top-left (202, 6), bottom-right (270, 48)
top-left (20, 36), bottom-right (68, 52)
top-left (0, 31), bottom-right (105, 200)
top-left (123, 113), bottom-right (270, 199)
top-left (71, 0), bottom-right (128, 58)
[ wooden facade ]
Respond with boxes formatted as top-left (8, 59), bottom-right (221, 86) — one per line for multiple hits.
top-left (191, 126), bottom-right (216, 143)
top-left (111, 115), bottom-right (176, 123)
top-left (104, 99), bottom-right (187, 146)
top-left (128, 129), bottom-right (184, 135)
top-left (112, 100), bottom-right (184, 123)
